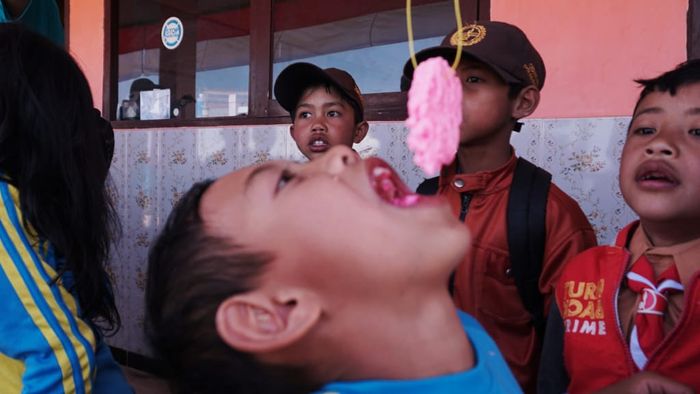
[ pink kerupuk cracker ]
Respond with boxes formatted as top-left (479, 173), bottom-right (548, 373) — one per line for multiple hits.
top-left (406, 57), bottom-right (462, 176)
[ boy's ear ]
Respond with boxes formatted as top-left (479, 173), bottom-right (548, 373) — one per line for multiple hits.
top-left (289, 124), bottom-right (296, 137)
top-left (215, 290), bottom-right (321, 353)
top-left (353, 121), bottom-right (369, 144)
top-left (511, 86), bottom-right (540, 120)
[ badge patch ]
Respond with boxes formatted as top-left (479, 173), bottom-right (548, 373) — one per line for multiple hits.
top-left (523, 63), bottom-right (540, 87)
top-left (450, 24), bottom-right (486, 47)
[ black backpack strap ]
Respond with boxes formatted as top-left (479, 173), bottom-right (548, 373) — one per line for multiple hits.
top-left (416, 176), bottom-right (440, 196)
top-left (507, 157), bottom-right (552, 339)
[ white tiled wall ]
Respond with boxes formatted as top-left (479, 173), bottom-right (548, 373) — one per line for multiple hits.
top-left (106, 117), bottom-right (636, 354)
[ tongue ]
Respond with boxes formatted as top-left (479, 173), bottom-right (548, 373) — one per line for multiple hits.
top-left (394, 194), bottom-right (420, 207)
top-left (379, 178), bottom-right (398, 201)
top-left (376, 177), bottom-right (421, 207)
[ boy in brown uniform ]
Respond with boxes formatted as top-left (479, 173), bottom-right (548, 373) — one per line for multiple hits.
top-left (274, 62), bottom-right (369, 160)
top-left (402, 21), bottom-right (597, 392)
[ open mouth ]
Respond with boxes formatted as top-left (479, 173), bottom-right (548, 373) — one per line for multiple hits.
top-left (308, 136), bottom-right (329, 152)
top-left (635, 161), bottom-right (679, 188)
top-left (366, 158), bottom-right (421, 207)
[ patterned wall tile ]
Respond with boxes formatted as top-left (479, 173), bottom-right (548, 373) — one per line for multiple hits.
top-left (513, 117), bottom-right (636, 245)
top-left (196, 127), bottom-right (238, 180)
top-left (105, 131), bottom-right (129, 350)
top-left (236, 125), bottom-right (289, 166)
top-left (359, 122), bottom-right (425, 189)
top-left (280, 124), bottom-right (309, 163)
top-left (107, 117), bottom-right (640, 354)
top-left (157, 128), bottom-right (199, 228)
top-left (121, 129), bottom-right (160, 354)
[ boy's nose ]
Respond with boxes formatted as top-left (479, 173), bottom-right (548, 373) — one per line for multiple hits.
top-left (311, 121), bottom-right (327, 133)
top-left (314, 145), bottom-right (358, 175)
top-left (644, 134), bottom-right (677, 157)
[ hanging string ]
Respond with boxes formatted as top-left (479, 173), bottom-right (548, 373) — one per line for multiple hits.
top-left (406, 0), bottom-right (464, 70)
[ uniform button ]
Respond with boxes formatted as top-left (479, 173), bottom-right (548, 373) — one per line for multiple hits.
top-left (505, 267), bottom-right (512, 277)
top-left (453, 179), bottom-right (464, 188)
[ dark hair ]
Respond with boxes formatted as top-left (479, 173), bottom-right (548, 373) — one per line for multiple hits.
top-left (508, 83), bottom-right (526, 99)
top-left (633, 59), bottom-right (700, 113)
top-left (0, 24), bottom-right (120, 330)
top-left (507, 83), bottom-right (527, 132)
top-left (291, 83), bottom-right (363, 125)
top-left (93, 108), bottom-right (116, 174)
top-left (146, 180), bottom-right (317, 394)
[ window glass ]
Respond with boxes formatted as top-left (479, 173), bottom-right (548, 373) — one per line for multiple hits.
top-left (117, 0), bottom-right (250, 120)
top-left (272, 0), bottom-right (460, 93)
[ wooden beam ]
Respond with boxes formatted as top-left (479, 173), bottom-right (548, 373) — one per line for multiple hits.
top-left (477, 0), bottom-right (490, 21)
top-left (159, 13), bottom-right (197, 119)
top-left (689, 0), bottom-right (700, 59)
top-left (249, 0), bottom-right (272, 117)
top-left (103, 0), bottom-right (118, 119)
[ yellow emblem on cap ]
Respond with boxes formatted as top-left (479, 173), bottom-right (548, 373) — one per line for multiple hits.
top-left (450, 24), bottom-right (486, 47)
top-left (523, 63), bottom-right (539, 88)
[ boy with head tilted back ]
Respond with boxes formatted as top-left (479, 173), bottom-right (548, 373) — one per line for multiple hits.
top-left (146, 146), bottom-right (521, 393)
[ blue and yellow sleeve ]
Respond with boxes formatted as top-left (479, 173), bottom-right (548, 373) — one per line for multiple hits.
top-left (0, 182), bottom-right (97, 394)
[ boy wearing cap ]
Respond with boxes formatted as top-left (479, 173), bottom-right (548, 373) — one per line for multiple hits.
top-left (403, 21), bottom-right (596, 392)
top-left (274, 62), bottom-right (369, 160)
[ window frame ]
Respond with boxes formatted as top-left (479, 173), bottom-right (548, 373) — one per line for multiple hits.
top-left (689, 0), bottom-right (700, 59)
top-left (103, 0), bottom-right (489, 128)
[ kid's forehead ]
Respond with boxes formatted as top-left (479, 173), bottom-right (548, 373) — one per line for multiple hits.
top-left (298, 84), bottom-right (347, 103)
top-left (633, 82), bottom-right (700, 116)
top-left (636, 81), bottom-right (700, 106)
top-left (456, 58), bottom-right (506, 81)
top-left (201, 166), bottom-right (255, 216)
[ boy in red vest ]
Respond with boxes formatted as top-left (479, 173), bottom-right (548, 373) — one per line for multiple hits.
top-left (539, 60), bottom-right (700, 393)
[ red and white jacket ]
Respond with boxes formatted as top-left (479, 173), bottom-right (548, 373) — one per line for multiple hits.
top-left (555, 222), bottom-right (700, 393)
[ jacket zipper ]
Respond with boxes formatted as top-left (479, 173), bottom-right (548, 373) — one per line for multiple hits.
top-left (459, 193), bottom-right (472, 222)
top-left (614, 250), bottom-right (638, 373)
top-left (448, 192), bottom-right (472, 296)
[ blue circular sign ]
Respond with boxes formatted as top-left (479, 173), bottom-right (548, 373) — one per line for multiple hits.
top-left (161, 17), bottom-right (184, 50)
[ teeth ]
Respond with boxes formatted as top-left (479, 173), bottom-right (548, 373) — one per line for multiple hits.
top-left (371, 165), bottom-right (420, 207)
top-left (373, 167), bottom-right (391, 177)
top-left (642, 173), bottom-right (669, 181)
top-left (312, 140), bottom-right (326, 146)
top-left (380, 178), bottom-right (395, 193)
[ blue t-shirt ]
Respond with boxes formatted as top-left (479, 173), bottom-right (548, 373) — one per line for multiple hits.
top-left (315, 311), bottom-right (521, 394)
top-left (0, 0), bottom-right (65, 46)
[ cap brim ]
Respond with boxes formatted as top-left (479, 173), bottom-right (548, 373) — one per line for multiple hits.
top-left (402, 46), bottom-right (520, 88)
top-left (274, 63), bottom-right (344, 113)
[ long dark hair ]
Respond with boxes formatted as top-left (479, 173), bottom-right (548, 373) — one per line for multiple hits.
top-left (0, 24), bottom-right (120, 331)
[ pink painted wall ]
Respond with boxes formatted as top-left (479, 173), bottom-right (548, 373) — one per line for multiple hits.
top-left (68, 0), bottom-right (104, 111)
top-left (491, 1), bottom-right (687, 118)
